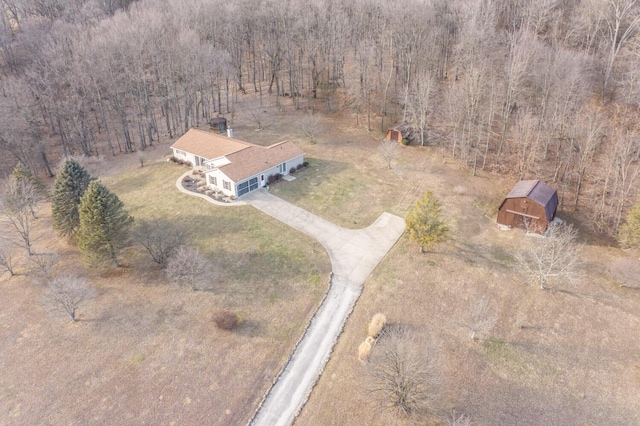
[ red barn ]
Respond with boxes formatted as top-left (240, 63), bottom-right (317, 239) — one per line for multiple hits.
top-left (497, 180), bottom-right (559, 233)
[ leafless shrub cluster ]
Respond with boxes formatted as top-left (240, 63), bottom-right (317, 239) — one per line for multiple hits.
top-left (165, 246), bottom-right (215, 291)
top-left (378, 140), bottom-right (399, 169)
top-left (365, 327), bottom-right (440, 417)
top-left (134, 219), bottom-right (190, 268)
top-left (515, 223), bottom-right (583, 290)
top-left (460, 297), bottom-right (497, 341)
top-left (43, 275), bottom-right (96, 322)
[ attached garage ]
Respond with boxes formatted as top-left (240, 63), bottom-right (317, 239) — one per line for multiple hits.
top-left (497, 180), bottom-right (559, 233)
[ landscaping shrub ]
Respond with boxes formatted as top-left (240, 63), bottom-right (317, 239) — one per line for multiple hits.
top-left (176, 159), bottom-right (184, 165)
top-left (296, 163), bottom-right (304, 170)
top-left (184, 161), bottom-right (192, 167)
top-left (302, 161), bottom-right (309, 167)
top-left (268, 175), bottom-right (276, 184)
top-left (197, 181), bottom-right (206, 187)
top-left (368, 313), bottom-right (387, 338)
top-left (213, 310), bottom-right (239, 330)
top-left (275, 173), bottom-right (283, 181)
top-left (401, 138), bottom-right (410, 146)
top-left (290, 167), bottom-right (297, 174)
top-left (358, 336), bottom-right (375, 362)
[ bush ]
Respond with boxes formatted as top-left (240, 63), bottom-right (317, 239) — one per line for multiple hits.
top-left (290, 167), bottom-right (297, 174)
top-left (184, 161), bottom-right (192, 167)
top-left (213, 310), bottom-right (239, 330)
top-left (197, 181), bottom-right (206, 187)
top-left (296, 163), bottom-right (304, 170)
top-left (401, 138), bottom-right (410, 146)
top-left (275, 173), bottom-right (283, 181)
top-left (368, 313), bottom-right (387, 338)
top-left (303, 161), bottom-right (309, 167)
top-left (358, 336), bottom-right (375, 362)
top-left (268, 175), bottom-right (276, 184)
top-left (176, 159), bottom-right (184, 165)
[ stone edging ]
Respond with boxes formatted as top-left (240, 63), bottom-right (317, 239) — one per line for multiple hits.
top-left (246, 272), bottom-right (336, 426)
top-left (175, 171), bottom-right (247, 206)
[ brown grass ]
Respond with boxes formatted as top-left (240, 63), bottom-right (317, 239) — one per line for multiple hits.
top-left (367, 313), bottom-right (387, 339)
top-left (261, 109), bottom-right (640, 425)
top-left (0, 134), bottom-right (331, 425)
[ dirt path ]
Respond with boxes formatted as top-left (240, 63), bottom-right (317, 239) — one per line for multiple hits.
top-left (243, 189), bottom-right (404, 426)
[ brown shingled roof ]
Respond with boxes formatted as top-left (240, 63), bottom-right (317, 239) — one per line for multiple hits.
top-left (220, 141), bottom-right (305, 181)
top-left (504, 180), bottom-right (559, 220)
top-left (170, 128), bottom-right (249, 160)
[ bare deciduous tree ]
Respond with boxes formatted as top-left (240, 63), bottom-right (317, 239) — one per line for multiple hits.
top-left (165, 246), bottom-right (214, 291)
top-left (365, 327), bottom-right (440, 417)
top-left (0, 178), bottom-right (41, 256)
top-left (460, 296), bottom-right (497, 341)
top-left (0, 240), bottom-right (17, 277)
top-left (449, 409), bottom-right (472, 426)
top-left (299, 114), bottom-right (321, 144)
top-left (134, 219), bottom-right (190, 268)
top-left (245, 96), bottom-right (266, 131)
top-left (29, 252), bottom-right (60, 283)
top-left (379, 139), bottom-right (399, 169)
top-left (44, 275), bottom-right (95, 322)
top-left (516, 223), bottom-right (583, 289)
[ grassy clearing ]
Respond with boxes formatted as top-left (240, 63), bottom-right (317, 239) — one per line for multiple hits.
top-left (286, 117), bottom-right (640, 426)
top-left (0, 155), bottom-right (330, 426)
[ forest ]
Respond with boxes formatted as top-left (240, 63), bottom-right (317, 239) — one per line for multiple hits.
top-left (0, 0), bottom-right (638, 237)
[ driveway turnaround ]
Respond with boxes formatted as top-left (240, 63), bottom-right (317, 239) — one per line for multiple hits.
top-left (244, 189), bottom-right (405, 426)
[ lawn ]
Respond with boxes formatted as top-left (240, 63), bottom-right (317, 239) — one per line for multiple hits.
top-left (0, 156), bottom-right (330, 426)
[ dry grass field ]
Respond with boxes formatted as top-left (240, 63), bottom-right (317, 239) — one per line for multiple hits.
top-left (0, 143), bottom-right (330, 425)
top-left (268, 112), bottom-right (640, 425)
top-left (1, 97), bottom-right (639, 425)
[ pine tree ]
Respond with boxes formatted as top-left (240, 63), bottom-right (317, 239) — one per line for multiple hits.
top-left (51, 159), bottom-right (94, 237)
top-left (405, 191), bottom-right (448, 253)
top-left (77, 181), bottom-right (134, 268)
top-left (618, 200), bottom-right (640, 251)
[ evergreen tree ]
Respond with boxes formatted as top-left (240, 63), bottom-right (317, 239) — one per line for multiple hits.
top-left (77, 181), bottom-right (134, 268)
top-left (618, 200), bottom-right (640, 251)
top-left (405, 191), bottom-right (448, 253)
top-left (51, 159), bottom-right (94, 237)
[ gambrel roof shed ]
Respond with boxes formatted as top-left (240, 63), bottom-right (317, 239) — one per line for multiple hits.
top-left (497, 180), bottom-right (559, 233)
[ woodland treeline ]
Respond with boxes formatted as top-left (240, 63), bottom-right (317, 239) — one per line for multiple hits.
top-left (0, 0), bottom-right (639, 236)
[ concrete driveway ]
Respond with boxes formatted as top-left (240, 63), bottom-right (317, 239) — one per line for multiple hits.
top-left (244, 190), bottom-right (405, 426)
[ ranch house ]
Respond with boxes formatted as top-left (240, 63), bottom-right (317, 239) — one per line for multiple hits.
top-left (170, 128), bottom-right (305, 198)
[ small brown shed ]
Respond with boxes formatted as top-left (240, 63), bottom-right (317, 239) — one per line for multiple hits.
top-left (497, 180), bottom-right (559, 233)
top-left (209, 116), bottom-right (227, 133)
top-left (385, 123), bottom-right (410, 143)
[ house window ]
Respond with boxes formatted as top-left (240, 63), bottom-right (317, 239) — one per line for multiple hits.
top-left (175, 150), bottom-right (186, 156)
top-left (209, 175), bottom-right (217, 186)
top-left (279, 162), bottom-right (286, 173)
top-left (223, 180), bottom-right (231, 191)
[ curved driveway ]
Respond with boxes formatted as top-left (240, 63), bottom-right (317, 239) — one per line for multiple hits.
top-left (244, 190), bottom-right (404, 426)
